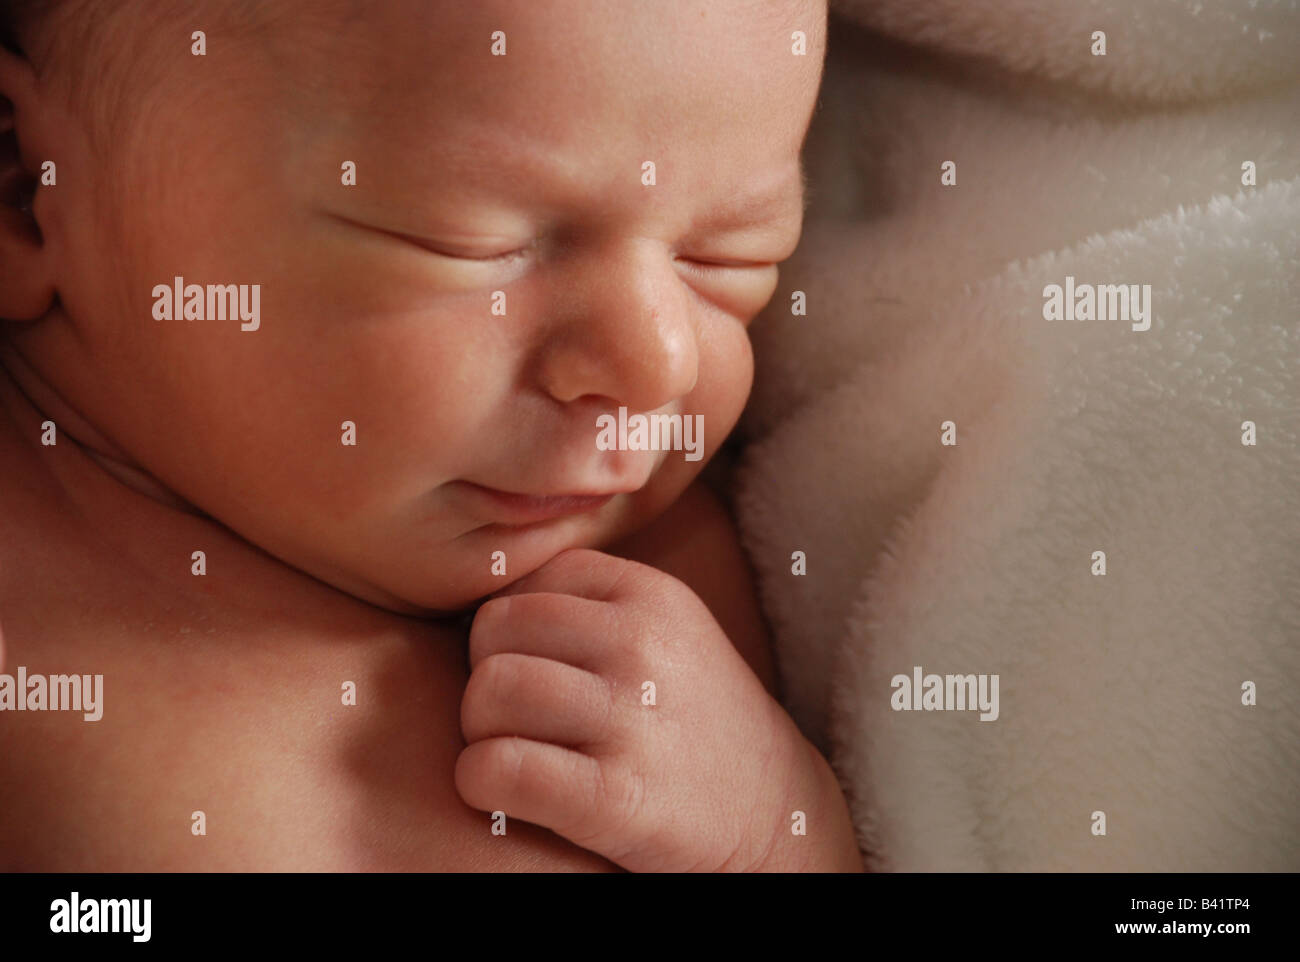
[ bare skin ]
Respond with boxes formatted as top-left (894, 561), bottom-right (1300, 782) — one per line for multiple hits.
top-left (0, 362), bottom-right (858, 871)
top-left (0, 0), bottom-right (860, 870)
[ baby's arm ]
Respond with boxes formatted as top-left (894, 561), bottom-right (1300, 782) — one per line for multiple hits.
top-left (456, 481), bottom-right (864, 872)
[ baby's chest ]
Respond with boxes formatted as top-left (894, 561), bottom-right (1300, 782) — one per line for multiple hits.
top-left (0, 594), bottom-right (614, 871)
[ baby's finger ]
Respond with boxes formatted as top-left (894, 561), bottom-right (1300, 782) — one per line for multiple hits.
top-left (468, 591), bottom-right (617, 672)
top-left (484, 547), bottom-right (642, 605)
top-left (461, 652), bottom-right (614, 748)
top-left (455, 736), bottom-right (634, 844)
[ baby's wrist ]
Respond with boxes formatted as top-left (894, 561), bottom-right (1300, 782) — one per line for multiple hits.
top-left (747, 738), bottom-right (864, 873)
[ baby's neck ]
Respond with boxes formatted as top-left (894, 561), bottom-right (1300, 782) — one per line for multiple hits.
top-left (0, 337), bottom-right (424, 634)
top-left (0, 338), bottom-right (204, 517)
top-left (0, 336), bottom-right (477, 627)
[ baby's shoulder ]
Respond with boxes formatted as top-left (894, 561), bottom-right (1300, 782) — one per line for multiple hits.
top-left (0, 483), bottom-right (612, 871)
top-left (0, 568), bottom-right (614, 870)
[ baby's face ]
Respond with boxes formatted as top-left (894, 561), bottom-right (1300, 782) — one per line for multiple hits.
top-left (10, 0), bottom-right (823, 613)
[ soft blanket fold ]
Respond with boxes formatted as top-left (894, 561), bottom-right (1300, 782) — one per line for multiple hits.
top-left (734, 0), bottom-right (1300, 870)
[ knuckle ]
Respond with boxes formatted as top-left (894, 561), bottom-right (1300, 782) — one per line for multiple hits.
top-left (523, 591), bottom-right (568, 622)
top-left (461, 653), bottom-right (523, 737)
top-left (468, 596), bottom-right (510, 660)
top-left (605, 554), bottom-right (657, 601)
top-left (592, 760), bottom-right (649, 846)
top-left (486, 737), bottom-right (528, 796)
top-left (586, 673), bottom-right (618, 744)
top-left (474, 652), bottom-right (523, 704)
top-left (624, 607), bottom-right (671, 669)
top-left (552, 546), bottom-right (596, 564)
top-left (454, 738), bottom-right (517, 808)
top-left (548, 548), bottom-right (640, 599)
top-left (548, 547), bottom-right (603, 575)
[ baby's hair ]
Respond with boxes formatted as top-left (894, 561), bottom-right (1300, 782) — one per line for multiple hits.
top-left (0, 0), bottom-right (167, 163)
top-left (0, 0), bottom-right (31, 54)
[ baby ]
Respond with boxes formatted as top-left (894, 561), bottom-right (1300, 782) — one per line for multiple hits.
top-left (0, 0), bottom-right (862, 871)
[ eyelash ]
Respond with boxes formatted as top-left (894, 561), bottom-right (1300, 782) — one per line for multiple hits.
top-left (434, 246), bottom-right (531, 264)
top-left (431, 243), bottom-right (772, 273)
top-left (676, 256), bottom-right (774, 274)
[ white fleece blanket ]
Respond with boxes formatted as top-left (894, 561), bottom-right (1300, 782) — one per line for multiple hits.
top-left (734, 0), bottom-right (1300, 870)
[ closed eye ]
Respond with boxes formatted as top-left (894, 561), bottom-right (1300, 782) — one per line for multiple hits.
top-left (675, 256), bottom-right (778, 274)
top-left (387, 233), bottom-right (532, 264)
top-left (323, 211), bottom-right (531, 263)
top-left (425, 242), bottom-right (532, 263)
top-left (673, 255), bottom-right (781, 314)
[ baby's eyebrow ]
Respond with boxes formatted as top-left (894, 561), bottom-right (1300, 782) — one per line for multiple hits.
top-left (697, 162), bottom-right (808, 231)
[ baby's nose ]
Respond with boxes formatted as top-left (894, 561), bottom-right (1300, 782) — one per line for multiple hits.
top-left (535, 242), bottom-right (699, 413)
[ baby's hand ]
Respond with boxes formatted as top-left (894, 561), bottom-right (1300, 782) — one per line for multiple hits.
top-left (455, 548), bottom-right (862, 872)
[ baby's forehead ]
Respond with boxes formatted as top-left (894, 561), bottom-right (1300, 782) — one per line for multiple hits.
top-left (243, 4), bottom-right (813, 148)
top-left (28, 0), bottom-right (818, 233)
top-left (246, 0), bottom-right (812, 102)
top-left (37, 0), bottom-right (816, 130)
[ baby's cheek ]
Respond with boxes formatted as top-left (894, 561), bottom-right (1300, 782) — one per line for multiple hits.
top-left (699, 318), bottom-right (755, 431)
top-left (346, 333), bottom-right (492, 471)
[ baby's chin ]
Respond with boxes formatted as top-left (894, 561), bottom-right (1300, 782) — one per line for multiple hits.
top-left (334, 495), bottom-right (640, 618)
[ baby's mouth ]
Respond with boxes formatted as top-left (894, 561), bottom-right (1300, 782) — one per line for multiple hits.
top-left (450, 480), bottom-right (625, 526)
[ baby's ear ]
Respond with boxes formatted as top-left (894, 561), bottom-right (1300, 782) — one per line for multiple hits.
top-left (0, 45), bottom-right (55, 323)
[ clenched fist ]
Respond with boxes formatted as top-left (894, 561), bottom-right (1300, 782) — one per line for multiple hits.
top-left (455, 548), bottom-right (862, 872)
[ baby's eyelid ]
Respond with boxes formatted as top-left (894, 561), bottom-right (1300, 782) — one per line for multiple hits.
top-left (431, 242), bottom-right (532, 262)
top-left (328, 211), bottom-right (786, 269)
top-left (442, 244), bottom-right (774, 269)
top-left (676, 255), bottom-right (779, 270)
top-left (434, 239), bottom-right (775, 268)
top-left (409, 232), bottom-right (536, 261)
